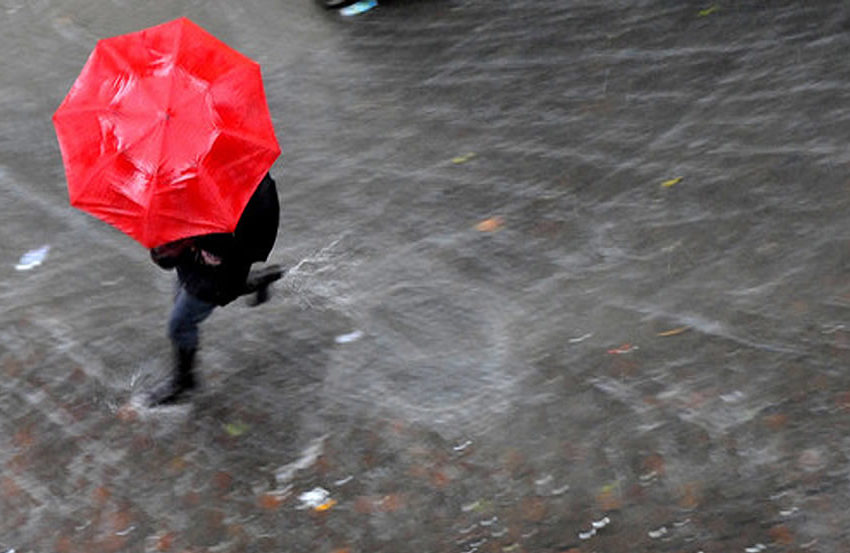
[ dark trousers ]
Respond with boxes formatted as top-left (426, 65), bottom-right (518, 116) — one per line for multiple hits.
top-left (168, 286), bottom-right (216, 351)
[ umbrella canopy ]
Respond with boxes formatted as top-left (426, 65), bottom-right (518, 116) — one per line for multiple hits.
top-left (52, 17), bottom-right (281, 248)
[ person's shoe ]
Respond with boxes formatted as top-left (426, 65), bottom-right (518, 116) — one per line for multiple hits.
top-left (146, 348), bottom-right (197, 407)
top-left (317, 0), bottom-right (359, 9)
top-left (244, 264), bottom-right (285, 306)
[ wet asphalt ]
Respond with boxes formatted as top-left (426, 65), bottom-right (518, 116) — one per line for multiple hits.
top-left (2, 0), bottom-right (850, 551)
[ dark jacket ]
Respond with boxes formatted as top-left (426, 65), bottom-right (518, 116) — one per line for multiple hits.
top-left (151, 173), bottom-right (280, 306)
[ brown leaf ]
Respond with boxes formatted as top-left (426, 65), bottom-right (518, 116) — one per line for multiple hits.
top-left (763, 414), bottom-right (788, 429)
top-left (93, 485), bottom-right (111, 505)
top-left (430, 470), bottom-right (451, 488)
top-left (769, 525), bottom-right (794, 545)
top-left (657, 326), bottom-right (690, 337)
top-left (258, 493), bottom-right (286, 511)
top-left (212, 471), bottom-right (233, 493)
top-left (380, 493), bottom-right (404, 512)
top-left (475, 216), bottom-right (505, 232)
top-left (678, 482), bottom-right (701, 509)
top-left (520, 497), bottom-right (547, 522)
top-left (156, 531), bottom-right (176, 552)
top-left (643, 453), bottom-right (666, 476)
top-left (596, 486), bottom-right (623, 511)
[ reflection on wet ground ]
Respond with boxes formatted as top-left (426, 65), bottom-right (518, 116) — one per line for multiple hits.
top-left (3, 0), bottom-right (850, 551)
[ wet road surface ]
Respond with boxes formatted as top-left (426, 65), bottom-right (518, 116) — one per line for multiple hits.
top-left (2, 0), bottom-right (850, 551)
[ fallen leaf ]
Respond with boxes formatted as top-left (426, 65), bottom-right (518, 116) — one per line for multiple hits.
top-left (661, 177), bottom-right (683, 188)
top-left (769, 525), bottom-right (794, 545)
top-left (259, 492), bottom-right (286, 510)
top-left (643, 453), bottom-right (666, 475)
top-left (380, 493), bottom-right (404, 512)
top-left (679, 482), bottom-right (701, 509)
top-left (212, 471), bottom-right (233, 492)
top-left (520, 497), bottom-right (547, 522)
top-left (315, 499), bottom-right (338, 512)
top-left (93, 485), bottom-right (111, 505)
top-left (156, 531), bottom-right (176, 552)
top-left (596, 484), bottom-right (623, 510)
top-left (607, 343), bottom-right (638, 355)
top-left (452, 152), bottom-right (477, 164)
top-left (763, 414), bottom-right (788, 430)
top-left (475, 216), bottom-right (505, 232)
top-left (224, 421), bottom-right (249, 437)
top-left (698, 5), bottom-right (719, 17)
top-left (657, 326), bottom-right (690, 337)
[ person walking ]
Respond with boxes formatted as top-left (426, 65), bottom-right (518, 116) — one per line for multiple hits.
top-left (147, 173), bottom-right (283, 406)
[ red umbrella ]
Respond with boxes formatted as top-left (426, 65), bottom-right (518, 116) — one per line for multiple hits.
top-left (52, 17), bottom-right (281, 248)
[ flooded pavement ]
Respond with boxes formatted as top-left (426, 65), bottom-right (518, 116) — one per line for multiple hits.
top-left (3, 0), bottom-right (850, 551)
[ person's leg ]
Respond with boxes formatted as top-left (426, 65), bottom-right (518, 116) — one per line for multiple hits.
top-left (148, 287), bottom-right (216, 406)
top-left (168, 287), bottom-right (216, 351)
top-left (243, 264), bottom-right (285, 306)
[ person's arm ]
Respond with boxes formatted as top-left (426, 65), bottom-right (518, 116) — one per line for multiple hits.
top-left (150, 238), bottom-right (195, 269)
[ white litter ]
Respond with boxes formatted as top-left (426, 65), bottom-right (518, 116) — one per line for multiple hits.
top-left (15, 245), bottom-right (49, 270)
top-left (335, 330), bottom-right (364, 344)
top-left (297, 487), bottom-right (331, 509)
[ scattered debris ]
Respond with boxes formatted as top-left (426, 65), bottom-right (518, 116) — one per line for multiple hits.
top-left (340, 0), bottom-right (377, 16)
top-left (334, 475), bottom-right (354, 486)
top-left (579, 527), bottom-right (596, 540)
top-left (276, 435), bottom-right (328, 485)
top-left (648, 526), bottom-right (668, 539)
top-left (453, 440), bottom-right (473, 452)
top-left (298, 487), bottom-right (337, 511)
top-left (335, 330), bottom-right (364, 344)
top-left (657, 326), bottom-right (690, 337)
top-left (592, 516), bottom-right (611, 529)
top-left (452, 152), bottom-right (477, 164)
top-left (475, 216), bottom-right (504, 232)
top-left (15, 245), bottom-right (49, 270)
top-left (224, 421), bottom-right (250, 437)
top-left (568, 332), bottom-right (593, 344)
top-left (607, 343), bottom-right (638, 355)
top-left (315, 498), bottom-right (338, 512)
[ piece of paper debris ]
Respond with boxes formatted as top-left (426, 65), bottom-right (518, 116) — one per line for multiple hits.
top-left (15, 245), bottom-right (50, 270)
top-left (298, 487), bottom-right (331, 509)
top-left (335, 330), bottom-right (364, 344)
top-left (340, 0), bottom-right (377, 16)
